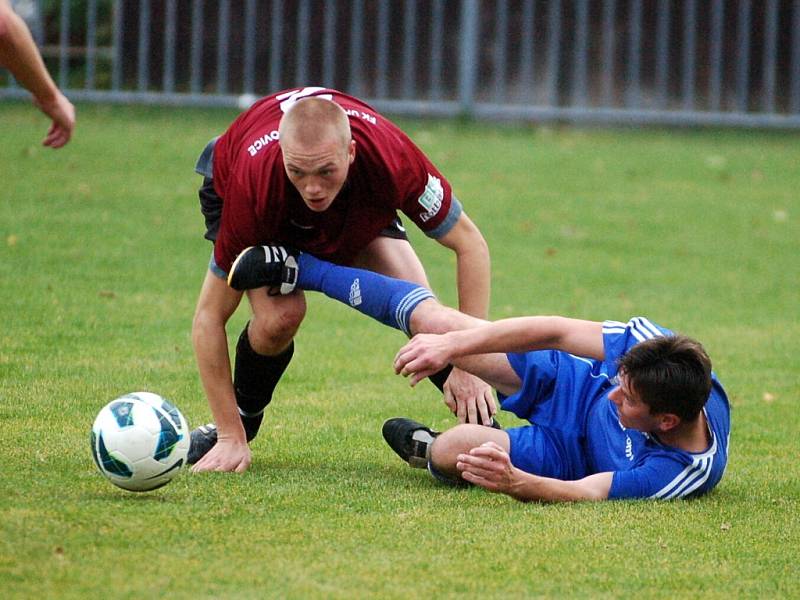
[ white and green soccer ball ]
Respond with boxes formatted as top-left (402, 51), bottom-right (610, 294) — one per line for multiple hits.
top-left (90, 392), bottom-right (190, 492)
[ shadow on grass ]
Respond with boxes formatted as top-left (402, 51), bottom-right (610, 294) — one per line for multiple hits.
top-left (247, 454), bottom-right (448, 490)
top-left (82, 486), bottom-right (178, 503)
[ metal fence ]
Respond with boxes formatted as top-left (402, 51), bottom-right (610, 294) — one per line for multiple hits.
top-left (2, 0), bottom-right (800, 128)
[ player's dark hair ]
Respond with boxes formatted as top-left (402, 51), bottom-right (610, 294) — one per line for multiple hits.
top-left (618, 335), bottom-right (712, 423)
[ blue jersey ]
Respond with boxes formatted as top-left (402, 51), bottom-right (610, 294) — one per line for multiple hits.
top-left (501, 317), bottom-right (731, 500)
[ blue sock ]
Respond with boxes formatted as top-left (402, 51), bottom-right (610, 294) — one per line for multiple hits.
top-left (296, 253), bottom-right (435, 335)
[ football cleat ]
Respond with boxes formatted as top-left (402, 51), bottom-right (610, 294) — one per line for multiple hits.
top-left (382, 417), bottom-right (439, 469)
top-left (228, 245), bottom-right (299, 295)
top-left (185, 415), bottom-right (263, 465)
top-left (186, 423), bottom-right (218, 465)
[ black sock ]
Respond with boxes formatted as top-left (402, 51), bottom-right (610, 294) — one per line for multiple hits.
top-left (427, 365), bottom-right (453, 393)
top-left (233, 326), bottom-right (294, 440)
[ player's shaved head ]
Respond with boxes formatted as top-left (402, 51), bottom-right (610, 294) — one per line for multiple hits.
top-left (279, 97), bottom-right (352, 152)
top-left (278, 97), bottom-right (357, 213)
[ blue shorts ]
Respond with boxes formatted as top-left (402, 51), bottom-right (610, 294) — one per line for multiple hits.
top-left (501, 349), bottom-right (612, 480)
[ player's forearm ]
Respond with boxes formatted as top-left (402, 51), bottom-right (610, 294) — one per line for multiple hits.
top-left (192, 315), bottom-right (246, 442)
top-left (438, 212), bottom-right (491, 319)
top-left (0, 6), bottom-right (60, 103)
top-left (455, 241), bottom-right (491, 319)
top-left (508, 471), bottom-right (612, 503)
top-left (441, 316), bottom-right (561, 358)
top-left (444, 316), bottom-right (604, 361)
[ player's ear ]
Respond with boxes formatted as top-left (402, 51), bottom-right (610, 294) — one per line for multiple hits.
top-left (348, 139), bottom-right (356, 164)
top-left (657, 413), bottom-right (681, 433)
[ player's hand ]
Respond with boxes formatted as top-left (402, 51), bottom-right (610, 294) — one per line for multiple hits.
top-left (190, 436), bottom-right (251, 473)
top-left (443, 367), bottom-right (496, 425)
top-left (34, 91), bottom-right (75, 148)
top-left (394, 332), bottom-right (454, 386)
top-left (456, 441), bottom-right (519, 495)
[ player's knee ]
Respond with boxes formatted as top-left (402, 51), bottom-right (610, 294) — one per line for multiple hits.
top-left (431, 424), bottom-right (510, 475)
top-left (430, 424), bottom-right (479, 473)
top-left (249, 301), bottom-right (306, 351)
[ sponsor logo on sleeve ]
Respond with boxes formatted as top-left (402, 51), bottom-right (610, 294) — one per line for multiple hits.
top-left (418, 174), bottom-right (444, 223)
top-left (349, 278), bottom-right (362, 307)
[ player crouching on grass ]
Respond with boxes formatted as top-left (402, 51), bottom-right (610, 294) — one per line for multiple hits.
top-left (228, 245), bottom-right (731, 502)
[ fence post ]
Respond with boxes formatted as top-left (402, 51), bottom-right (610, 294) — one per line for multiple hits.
top-left (459, 0), bottom-right (479, 116)
top-left (792, 0), bottom-right (800, 114)
top-left (735, 0), bottom-right (752, 113)
top-left (59, 0), bottom-right (70, 89)
top-left (269, 0), bottom-right (283, 92)
top-left (137, 0), bottom-right (150, 92)
top-left (348, 0), bottom-right (365, 97)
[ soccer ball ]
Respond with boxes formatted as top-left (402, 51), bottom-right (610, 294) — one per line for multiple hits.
top-left (90, 392), bottom-right (190, 492)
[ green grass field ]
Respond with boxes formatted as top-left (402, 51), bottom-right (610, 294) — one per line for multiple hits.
top-left (1, 101), bottom-right (798, 598)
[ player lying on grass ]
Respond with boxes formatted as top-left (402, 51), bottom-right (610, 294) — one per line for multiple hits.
top-left (226, 245), bottom-right (731, 501)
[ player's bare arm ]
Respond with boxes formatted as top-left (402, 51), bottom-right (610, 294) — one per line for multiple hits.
top-left (435, 212), bottom-right (491, 319)
top-left (0, 0), bottom-right (75, 147)
top-left (457, 442), bottom-right (613, 502)
top-left (395, 316), bottom-right (604, 385)
top-left (430, 212), bottom-right (495, 422)
top-left (191, 270), bottom-right (251, 473)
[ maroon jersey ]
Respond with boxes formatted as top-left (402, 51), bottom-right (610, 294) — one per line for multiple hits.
top-left (210, 87), bottom-right (456, 273)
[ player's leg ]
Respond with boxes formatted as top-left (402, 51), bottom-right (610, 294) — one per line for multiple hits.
top-left (187, 285), bottom-right (305, 464)
top-left (349, 233), bottom-right (461, 391)
top-left (353, 232), bottom-right (488, 400)
top-left (428, 423), bottom-right (579, 485)
top-left (291, 251), bottom-right (436, 336)
top-left (234, 290), bottom-right (306, 440)
top-left (429, 424), bottom-right (511, 480)
top-left (338, 234), bottom-right (515, 393)
top-left (384, 418), bottom-right (573, 488)
top-left (355, 257), bottom-right (519, 393)
top-left (227, 244), bottom-right (520, 393)
top-left (190, 151), bottom-right (299, 461)
top-left (351, 233), bottom-right (498, 342)
top-left (191, 167), bottom-right (302, 459)
top-left (349, 232), bottom-right (430, 287)
top-left (227, 238), bottom-right (433, 335)
top-left (382, 418), bottom-right (510, 484)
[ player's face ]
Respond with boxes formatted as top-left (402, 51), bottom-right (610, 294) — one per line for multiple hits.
top-left (282, 136), bottom-right (356, 212)
top-left (608, 374), bottom-right (660, 432)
